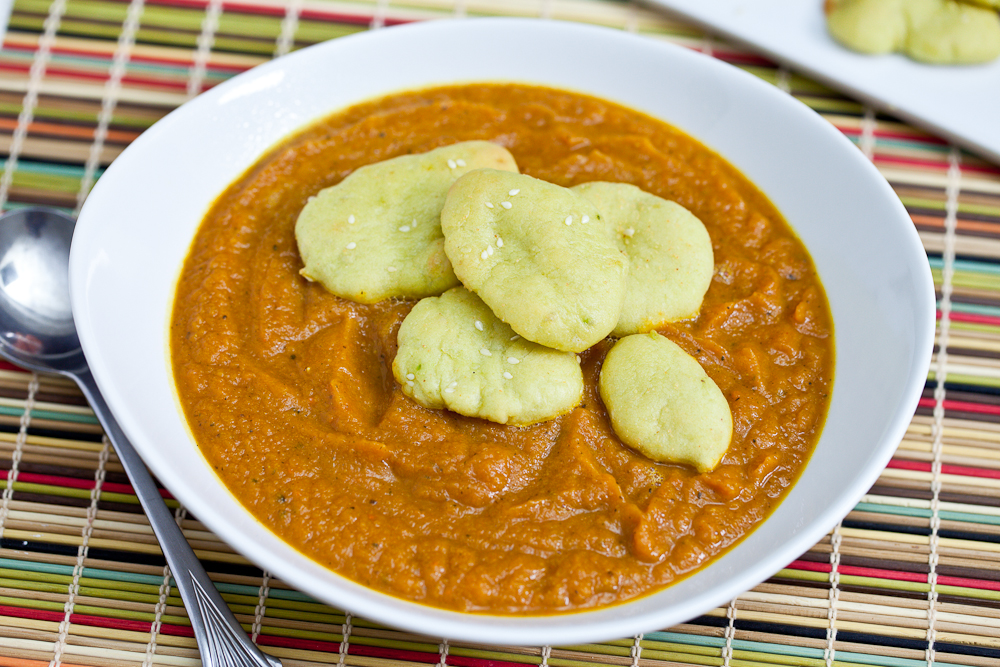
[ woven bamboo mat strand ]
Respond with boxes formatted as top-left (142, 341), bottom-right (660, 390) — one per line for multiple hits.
top-left (0, 0), bottom-right (999, 665)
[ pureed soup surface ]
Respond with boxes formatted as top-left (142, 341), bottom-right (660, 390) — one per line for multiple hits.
top-left (171, 84), bottom-right (833, 614)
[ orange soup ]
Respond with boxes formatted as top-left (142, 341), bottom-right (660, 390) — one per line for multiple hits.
top-left (170, 84), bottom-right (833, 613)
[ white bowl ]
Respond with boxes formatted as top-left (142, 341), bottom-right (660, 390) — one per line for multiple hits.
top-left (71, 18), bottom-right (935, 646)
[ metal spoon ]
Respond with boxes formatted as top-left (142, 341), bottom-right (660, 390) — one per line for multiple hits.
top-left (0, 207), bottom-right (282, 667)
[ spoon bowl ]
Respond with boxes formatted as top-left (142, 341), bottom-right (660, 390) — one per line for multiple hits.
top-left (0, 206), bottom-right (282, 667)
top-left (0, 208), bottom-right (85, 375)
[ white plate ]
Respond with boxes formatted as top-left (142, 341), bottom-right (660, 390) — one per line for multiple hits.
top-left (648, 0), bottom-right (1000, 164)
top-left (70, 18), bottom-right (935, 646)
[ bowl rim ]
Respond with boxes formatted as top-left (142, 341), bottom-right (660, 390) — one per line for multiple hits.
top-left (71, 17), bottom-right (936, 646)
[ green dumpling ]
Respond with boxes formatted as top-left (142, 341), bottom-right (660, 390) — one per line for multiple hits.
top-left (599, 333), bottom-right (732, 473)
top-left (441, 169), bottom-right (629, 353)
top-left (907, 0), bottom-right (1000, 64)
top-left (826, 0), bottom-right (910, 54)
top-left (296, 141), bottom-right (518, 304)
top-left (572, 182), bottom-right (713, 337)
top-left (393, 287), bottom-right (583, 426)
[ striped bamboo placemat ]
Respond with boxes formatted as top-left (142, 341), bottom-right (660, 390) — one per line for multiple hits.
top-left (1, 1), bottom-right (999, 665)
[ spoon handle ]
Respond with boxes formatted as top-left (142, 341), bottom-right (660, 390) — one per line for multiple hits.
top-left (74, 368), bottom-right (282, 667)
